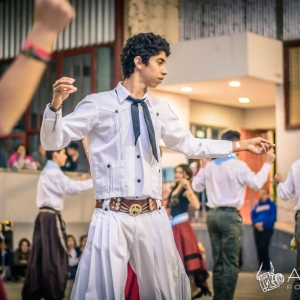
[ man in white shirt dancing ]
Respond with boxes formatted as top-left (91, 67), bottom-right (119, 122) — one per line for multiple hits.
top-left (41, 33), bottom-right (274, 300)
top-left (275, 159), bottom-right (300, 300)
top-left (22, 149), bottom-right (93, 300)
top-left (192, 130), bottom-right (275, 300)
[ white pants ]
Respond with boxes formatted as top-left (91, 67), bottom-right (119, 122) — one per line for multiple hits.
top-left (71, 200), bottom-right (190, 300)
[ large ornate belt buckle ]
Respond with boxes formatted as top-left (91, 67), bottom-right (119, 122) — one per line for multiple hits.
top-left (129, 204), bottom-right (142, 216)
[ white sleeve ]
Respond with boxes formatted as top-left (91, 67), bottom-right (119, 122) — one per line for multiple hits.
top-left (160, 103), bottom-right (232, 159)
top-left (277, 167), bottom-right (295, 200)
top-left (41, 95), bottom-right (98, 150)
top-left (238, 162), bottom-right (271, 191)
top-left (192, 168), bottom-right (206, 193)
top-left (50, 171), bottom-right (93, 196)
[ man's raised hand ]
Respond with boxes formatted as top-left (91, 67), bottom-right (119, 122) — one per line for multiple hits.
top-left (51, 77), bottom-right (77, 110)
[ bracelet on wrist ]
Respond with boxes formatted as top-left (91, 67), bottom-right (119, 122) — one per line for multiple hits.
top-left (235, 141), bottom-right (241, 152)
top-left (20, 41), bottom-right (52, 63)
top-left (49, 103), bottom-right (62, 112)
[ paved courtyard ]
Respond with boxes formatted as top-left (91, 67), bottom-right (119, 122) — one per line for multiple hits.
top-left (3, 272), bottom-right (293, 300)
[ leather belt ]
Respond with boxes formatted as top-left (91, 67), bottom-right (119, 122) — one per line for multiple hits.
top-left (210, 206), bottom-right (238, 212)
top-left (95, 197), bottom-right (162, 216)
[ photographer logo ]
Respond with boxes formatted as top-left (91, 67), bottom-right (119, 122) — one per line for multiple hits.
top-left (256, 262), bottom-right (285, 292)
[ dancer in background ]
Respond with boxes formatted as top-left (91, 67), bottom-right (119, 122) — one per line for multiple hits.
top-left (169, 164), bottom-right (211, 299)
top-left (275, 159), bottom-right (300, 300)
top-left (22, 149), bottom-right (93, 300)
top-left (193, 130), bottom-right (275, 300)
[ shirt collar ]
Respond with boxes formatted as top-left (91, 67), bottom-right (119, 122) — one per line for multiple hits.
top-left (115, 81), bottom-right (152, 107)
top-left (214, 154), bottom-right (236, 165)
top-left (42, 160), bottom-right (60, 175)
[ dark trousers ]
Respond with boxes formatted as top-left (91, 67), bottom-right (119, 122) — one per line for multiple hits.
top-left (12, 265), bottom-right (28, 280)
top-left (206, 209), bottom-right (242, 300)
top-left (22, 211), bottom-right (68, 300)
top-left (291, 213), bottom-right (300, 300)
top-left (253, 227), bottom-right (273, 270)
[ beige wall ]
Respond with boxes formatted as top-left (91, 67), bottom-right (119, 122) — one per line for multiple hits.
top-left (125, 0), bottom-right (179, 43)
top-left (275, 85), bottom-right (300, 223)
top-left (190, 100), bottom-right (275, 131)
top-left (190, 100), bottom-right (244, 130)
top-left (0, 170), bottom-right (94, 247)
top-left (242, 106), bottom-right (276, 130)
top-left (161, 32), bottom-right (282, 87)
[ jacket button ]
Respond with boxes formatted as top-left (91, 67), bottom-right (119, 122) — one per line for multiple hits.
top-left (137, 179), bottom-right (141, 183)
top-left (159, 169), bottom-right (160, 172)
top-left (115, 110), bottom-right (118, 113)
top-left (104, 207), bottom-right (108, 211)
top-left (107, 164), bottom-right (111, 168)
top-left (157, 112), bottom-right (159, 116)
top-left (137, 155), bottom-right (140, 159)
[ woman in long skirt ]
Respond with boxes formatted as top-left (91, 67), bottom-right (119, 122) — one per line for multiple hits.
top-left (169, 164), bottom-right (211, 299)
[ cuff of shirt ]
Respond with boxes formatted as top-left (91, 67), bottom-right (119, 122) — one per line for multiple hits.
top-left (201, 139), bottom-right (233, 157)
top-left (261, 162), bottom-right (272, 172)
top-left (42, 104), bottom-right (62, 132)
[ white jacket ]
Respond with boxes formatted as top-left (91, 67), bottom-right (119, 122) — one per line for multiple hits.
top-left (41, 82), bottom-right (232, 200)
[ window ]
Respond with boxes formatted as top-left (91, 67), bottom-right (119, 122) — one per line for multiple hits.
top-left (0, 45), bottom-right (114, 167)
top-left (190, 124), bottom-right (223, 140)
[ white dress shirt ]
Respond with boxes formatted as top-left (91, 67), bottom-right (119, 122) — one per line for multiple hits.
top-left (41, 82), bottom-right (233, 200)
top-left (277, 159), bottom-right (300, 210)
top-left (192, 155), bottom-right (271, 209)
top-left (36, 160), bottom-right (93, 211)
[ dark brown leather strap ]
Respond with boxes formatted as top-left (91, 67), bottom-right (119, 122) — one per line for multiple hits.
top-left (95, 197), bottom-right (162, 216)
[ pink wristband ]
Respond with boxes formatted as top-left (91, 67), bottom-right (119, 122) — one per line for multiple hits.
top-left (21, 41), bottom-right (52, 62)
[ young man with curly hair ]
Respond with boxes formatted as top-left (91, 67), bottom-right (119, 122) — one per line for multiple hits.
top-left (40, 33), bottom-right (274, 300)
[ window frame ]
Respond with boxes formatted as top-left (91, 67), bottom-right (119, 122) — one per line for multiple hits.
top-left (284, 40), bottom-right (300, 129)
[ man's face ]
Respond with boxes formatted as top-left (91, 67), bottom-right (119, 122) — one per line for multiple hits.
top-left (139, 52), bottom-right (168, 88)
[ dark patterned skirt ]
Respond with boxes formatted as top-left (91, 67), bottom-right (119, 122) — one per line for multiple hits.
top-left (172, 220), bottom-right (211, 296)
top-left (22, 208), bottom-right (69, 300)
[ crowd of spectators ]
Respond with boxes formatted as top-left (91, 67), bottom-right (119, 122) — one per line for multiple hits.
top-left (0, 234), bottom-right (88, 282)
top-left (6, 142), bottom-right (83, 172)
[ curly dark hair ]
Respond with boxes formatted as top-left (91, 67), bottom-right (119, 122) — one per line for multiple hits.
top-left (120, 32), bottom-right (171, 79)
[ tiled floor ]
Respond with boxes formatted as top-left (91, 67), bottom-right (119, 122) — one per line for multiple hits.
top-left (3, 272), bottom-right (292, 300)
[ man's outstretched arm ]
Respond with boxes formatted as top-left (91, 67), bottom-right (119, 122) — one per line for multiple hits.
top-left (0, 0), bottom-right (74, 136)
top-left (161, 103), bottom-right (275, 158)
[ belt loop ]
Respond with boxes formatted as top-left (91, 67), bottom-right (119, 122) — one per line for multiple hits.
top-left (103, 199), bottom-right (110, 214)
top-left (156, 200), bottom-right (162, 214)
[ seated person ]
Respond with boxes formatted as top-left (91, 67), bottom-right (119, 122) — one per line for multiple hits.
top-left (61, 142), bottom-right (79, 172)
top-left (8, 143), bottom-right (37, 170)
top-left (76, 235), bottom-right (87, 260)
top-left (12, 238), bottom-right (31, 281)
top-left (67, 235), bottom-right (80, 279)
top-left (31, 143), bottom-right (48, 170)
top-left (0, 239), bottom-right (13, 280)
